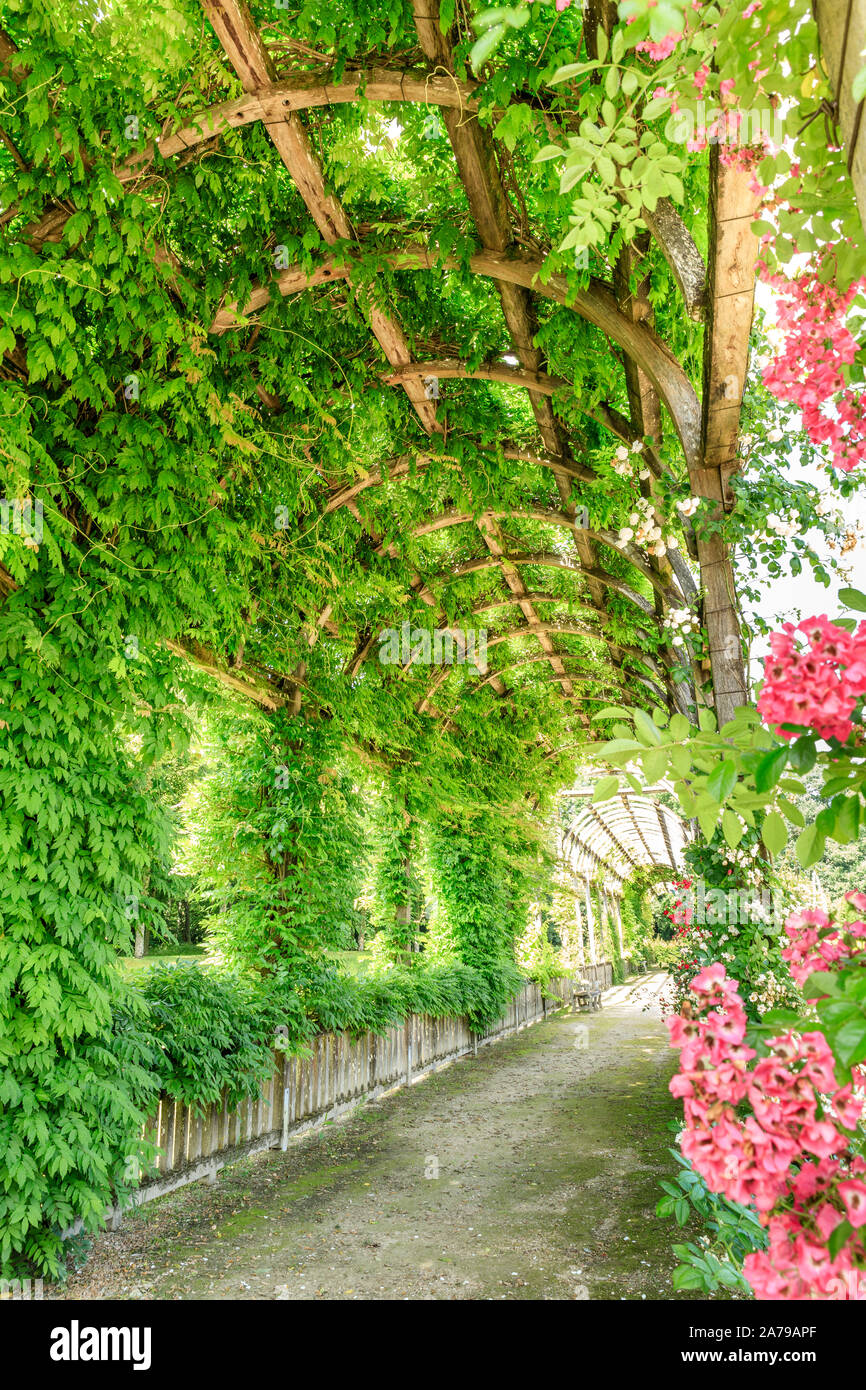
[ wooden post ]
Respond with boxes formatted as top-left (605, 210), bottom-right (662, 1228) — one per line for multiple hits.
top-left (814, 0), bottom-right (866, 233)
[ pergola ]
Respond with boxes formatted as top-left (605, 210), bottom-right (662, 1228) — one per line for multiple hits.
top-left (1, 0), bottom-right (763, 742)
top-left (555, 787), bottom-right (693, 965)
top-left (561, 788), bottom-right (694, 883)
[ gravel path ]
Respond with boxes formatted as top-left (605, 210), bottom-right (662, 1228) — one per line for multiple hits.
top-left (54, 971), bottom-right (698, 1301)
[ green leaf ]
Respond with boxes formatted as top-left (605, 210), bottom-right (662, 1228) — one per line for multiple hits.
top-left (828, 1218), bottom-right (854, 1258)
top-left (796, 823), bottom-right (825, 869)
top-left (469, 24), bottom-right (506, 73)
top-left (722, 808), bottom-right (744, 849)
top-left (669, 712), bottom-right (691, 740)
top-left (642, 745), bottom-right (669, 784)
top-left (632, 708), bottom-right (663, 746)
top-left (591, 776), bottom-right (619, 803)
top-left (697, 803), bottom-right (719, 843)
top-left (670, 745), bottom-right (692, 779)
top-left (706, 760), bottom-right (737, 803)
top-left (833, 795), bottom-right (861, 845)
top-left (761, 810), bottom-right (787, 856)
top-left (839, 586), bottom-right (866, 613)
top-left (473, 6), bottom-right (515, 32)
top-left (672, 1264), bottom-right (705, 1291)
top-left (591, 705), bottom-right (631, 721)
top-left (788, 737), bottom-right (816, 774)
top-left (777, 796), bottom-right (804, 827)
top-left (833, 1019), bottom-right (866, 1067)
top-left (803, 970), bottom-right (841, 999)
top-left (755, 746), bottom-right (788, 793)
top-left (548, 61), bottom-right (597, 85)
top-left (598, 738), bottom-right (641, 755)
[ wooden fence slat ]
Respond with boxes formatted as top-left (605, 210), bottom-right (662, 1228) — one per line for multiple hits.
top-left (130, 969), bottom-right (634, 1207)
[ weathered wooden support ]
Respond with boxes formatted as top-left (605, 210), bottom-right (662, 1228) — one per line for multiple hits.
top-left (696, 152), bottom-right (760, 724)
top-left (814, 0), bottom-right (866, 232)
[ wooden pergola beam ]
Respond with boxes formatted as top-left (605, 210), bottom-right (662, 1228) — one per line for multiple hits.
top-left (201, 1), bottom-right (590, 710)
top-left (448, 551), bottom-right (655, 613)
top-left (814, 0), bottom-right (866, 232)
top-left (200, 0), bottom-right (439, 434)
top-left (420, 620), bottom-right (665, 709)
top-left (404, 509), bottom-right (681, 604)
top-left (382, 359), bottom-right (659, 470)
top-left (466, 652), bottom-right (655, 692)
top-left (322, 446), bottom-right (595, 517)
top-left (211, 245), bottom-right (702, 466)
top-left (696, 150), bottom-right (761, 723)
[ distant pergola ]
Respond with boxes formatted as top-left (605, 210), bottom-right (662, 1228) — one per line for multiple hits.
top-left (553, 788), bottom-right (693, 969)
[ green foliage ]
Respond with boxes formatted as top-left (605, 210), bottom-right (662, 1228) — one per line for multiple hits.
top-left (0, 579), bottom-right (184, 1278)
top-left (586, 692), bottom-right (866, 873)
top-left (778, 773), bottom-right (866, 913)
top-left (657, 1148), bottom-right (767, 1295)
top-left (424, 807), bottom-right (546, 1023)
top-left (649, 937), bottom-right (681, 970)
top-left (368, 778), bottom-right (425, 961)
top-left (181, 708), bottom-right (367, 975)
top-left (516, 912), bottom-right (567, 993)
top-left (470, 0), bottom-right (866, 288)
top-left (619, 879), bottom-right (655, 961)
top-left (129, 954), bottom-right (529, 1117)
top-left (130, 964), bottom-right (302, 1112)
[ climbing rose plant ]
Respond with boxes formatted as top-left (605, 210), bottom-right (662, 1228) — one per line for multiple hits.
top-left (667, 898), bottom-right (866, 1300)
top-left (757, 614), bottom-right (866, 745)
top-left (760, 265), bottom-right (866, 473)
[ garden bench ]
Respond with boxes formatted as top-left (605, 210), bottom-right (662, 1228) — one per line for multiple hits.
top-left (573, 978), bottom-right (603, 1012)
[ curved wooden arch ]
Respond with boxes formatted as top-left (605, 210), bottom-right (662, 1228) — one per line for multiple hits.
top-left (475, 655), bottom-right (613, 690)
top-left (443, 551), bottom-right (655, 615)
top-left (464, 588), bottom-right (657, 644)
top-left (146, 69), bottom-right (480, 163)
top-left (403, 506), bottom-right (681, 603)
top-left (346, 564), bottom-right (661, 691)
top-left (209, 246), bottom-right (701, 469)
top-left (21, 69), bottom-right (479, 246)
top-left (485, 622), bottom-right (661, 670)
top-left (464, 652), bottom-right (664, 699)
top-left (444, 674), bottom-right (665, 723)
top-left (381, 359), bottom-right (661, 473)
top-left (468, 590), bottom-right (596, 618)
top-left (418, 620), bottom-right (663, 710)
top-left (322, 444), bottom-right (594, 517)
top-left (20, 58), bottom-right (705, 336)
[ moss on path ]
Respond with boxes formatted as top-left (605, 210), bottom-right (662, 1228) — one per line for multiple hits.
top-left (56, 972), bottom-right (700, 1301)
